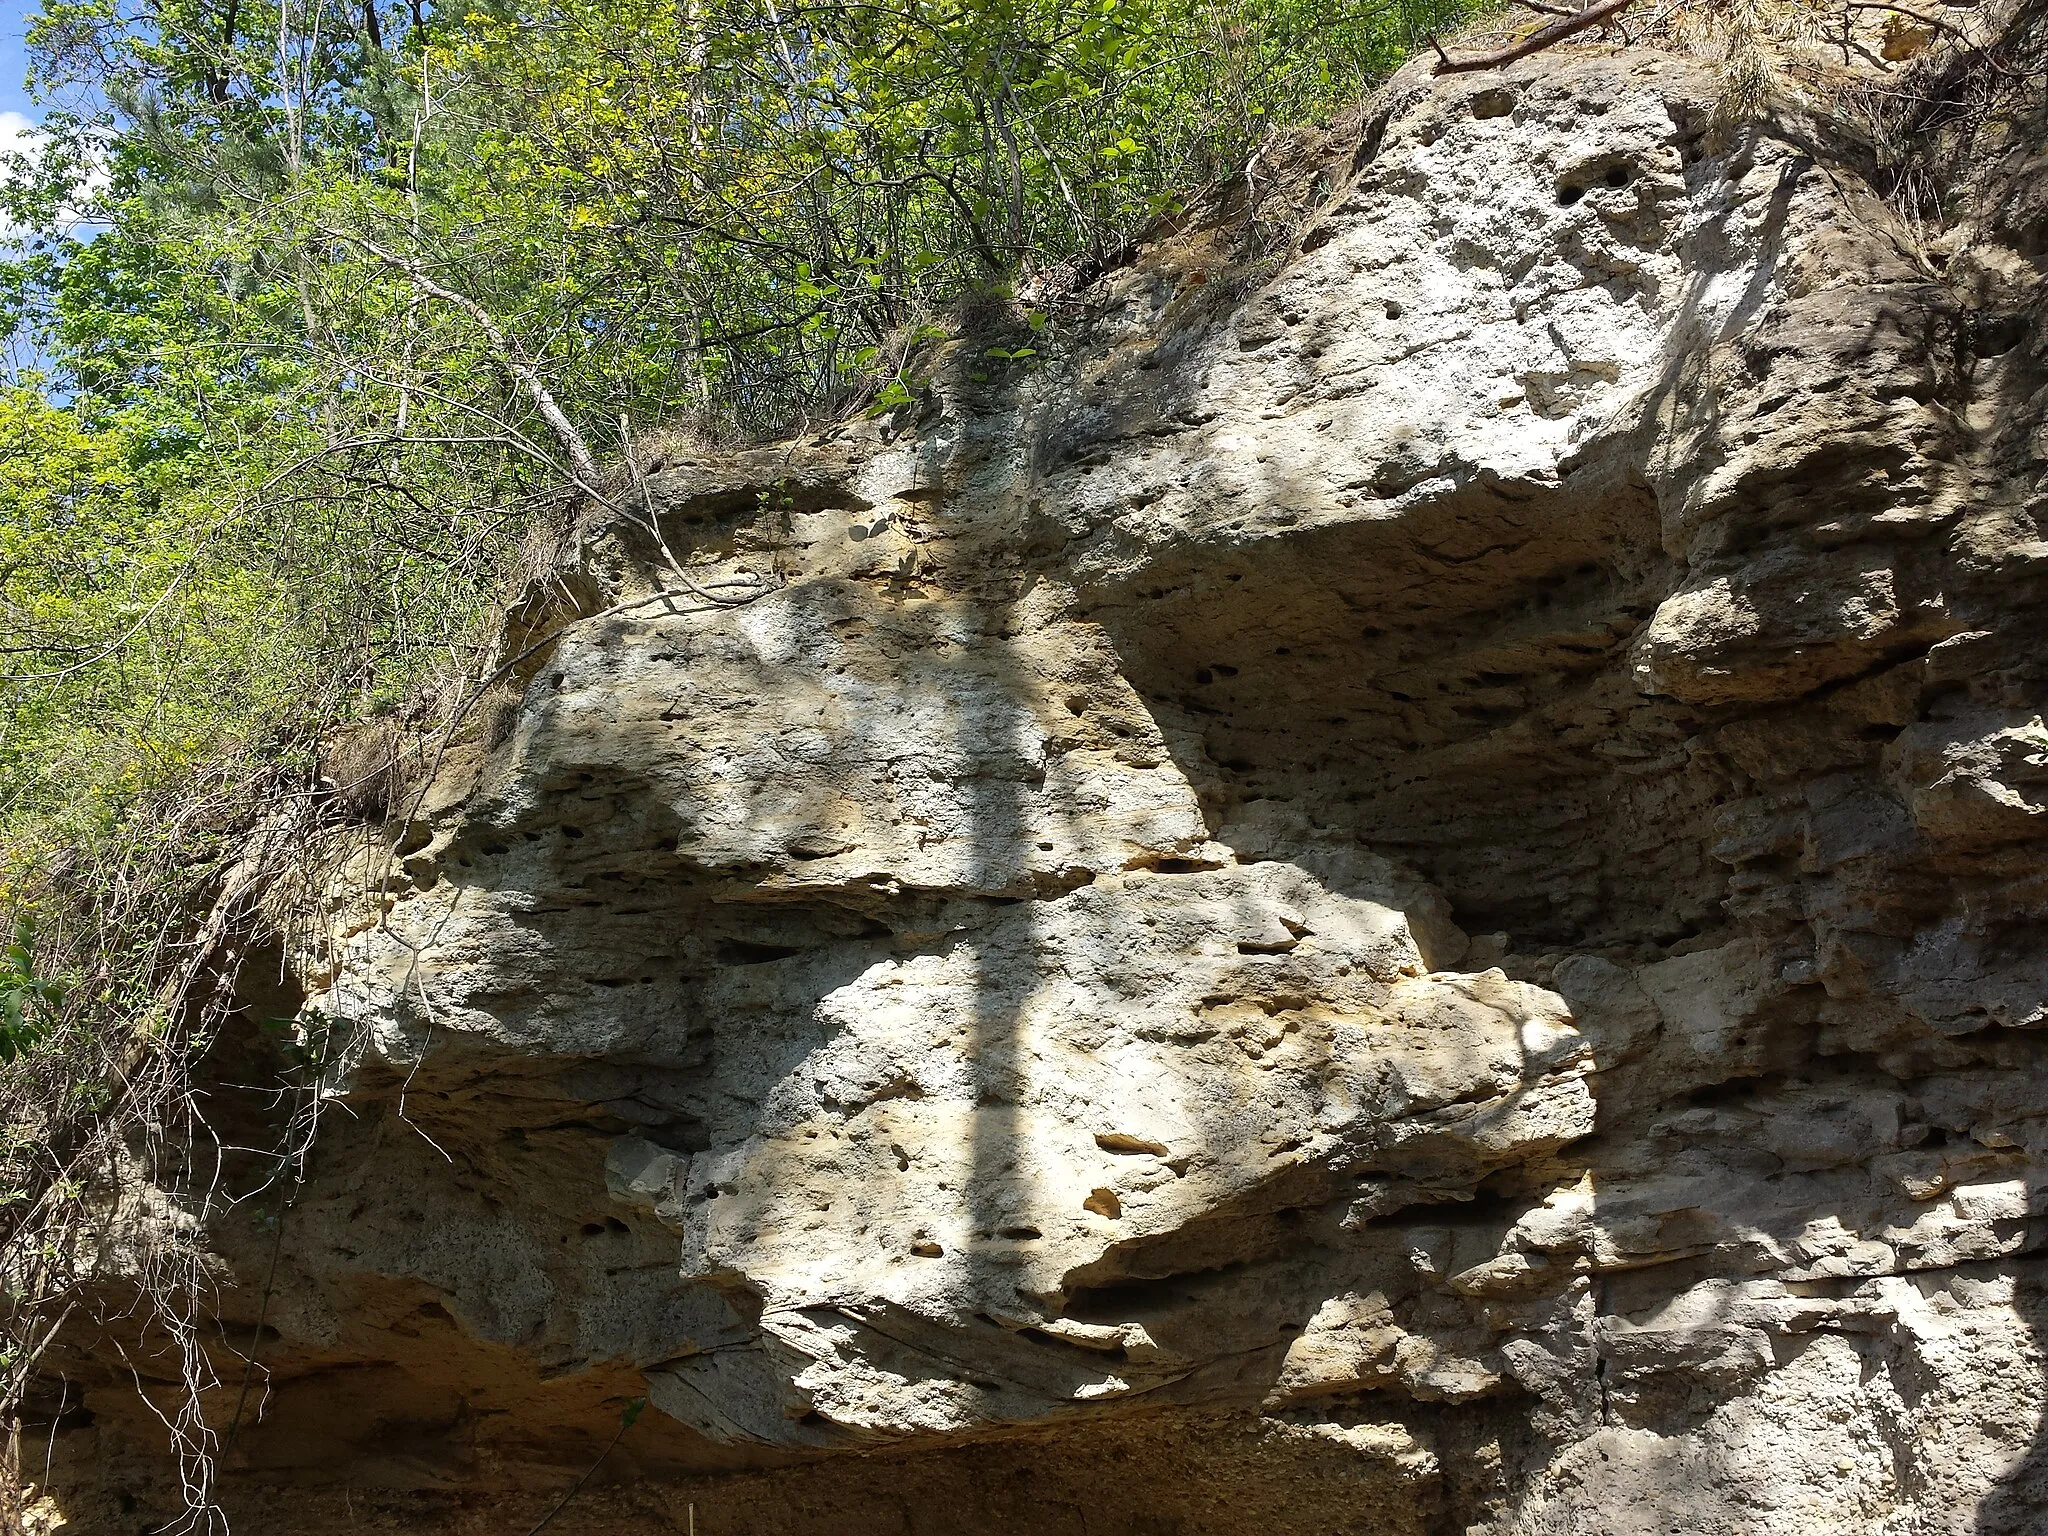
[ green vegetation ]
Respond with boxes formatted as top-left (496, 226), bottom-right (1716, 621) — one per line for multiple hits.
top-left (0, 920), bottom-right (65, 1062)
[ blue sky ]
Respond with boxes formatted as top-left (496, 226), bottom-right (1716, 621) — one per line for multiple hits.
top-left (1, 0), bottom-right (39, 173)
top-left (0, 0), bottom-right (33, 123)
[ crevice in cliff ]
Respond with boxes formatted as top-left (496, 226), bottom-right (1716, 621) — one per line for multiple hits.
top-left (1085, 470), bottom-right (1733, 956)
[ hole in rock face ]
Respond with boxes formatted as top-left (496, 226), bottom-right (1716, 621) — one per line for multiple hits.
top-left (1687, 1076), bottom-right (1768, 1108)
top-left (1063, 1277), bottom-right (1194, 1322)
top-left (1558, 184), bottom-right (1586, 206)
top-left (1470, 87), bottom-right (1515, 120)
top-left (1091, 475), bottom-right (1729, 954)
top-left (716, 939), bottom-right (808, 966)
top-left (1972, 313), bottom-right (2025, 357)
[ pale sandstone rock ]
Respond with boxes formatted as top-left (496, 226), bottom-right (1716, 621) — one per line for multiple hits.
top-left (34, 24), bottom-right (2048, 1536)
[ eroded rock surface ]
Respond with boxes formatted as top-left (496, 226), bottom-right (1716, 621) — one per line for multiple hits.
top-left (37, 32), bottom-right (2048, 1536)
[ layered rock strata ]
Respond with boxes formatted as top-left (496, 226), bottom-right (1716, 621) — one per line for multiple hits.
top-left (33, 30), bottom-right (2048, 1536)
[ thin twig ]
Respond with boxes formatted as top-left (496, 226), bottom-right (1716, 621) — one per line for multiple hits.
top-left (221, 1161), bottom-right (294, 1453)
top-left (524, 1406), bottom-right (639, 1535)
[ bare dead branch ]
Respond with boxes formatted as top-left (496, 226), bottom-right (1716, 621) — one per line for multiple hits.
top-left (319, 227), bottom-right (604, 494)
top-left (1434, 0), bottom-right (1638, 74)
top-left (1844, 1), bottom-right (1976, 47)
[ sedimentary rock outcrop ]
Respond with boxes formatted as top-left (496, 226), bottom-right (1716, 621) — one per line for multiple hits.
top-left (34, 22), bottom-right (2048, 1536)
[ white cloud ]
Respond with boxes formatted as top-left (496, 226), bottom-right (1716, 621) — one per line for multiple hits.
top-left (0, 107), bottom-right (109, 242)
top-left (0, 109), bottom-right (34, 243)
top-left (0, 108), bottom-right (36, 164)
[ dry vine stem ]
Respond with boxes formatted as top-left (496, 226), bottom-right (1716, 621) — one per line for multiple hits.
top-left (1, 773), bottom-right (336, 1535)
top-left (318, 227), bottom-right (606, 495)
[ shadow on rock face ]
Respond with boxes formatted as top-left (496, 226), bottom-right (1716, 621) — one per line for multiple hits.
top-left (1978, 1257), bottom-right (2048, 1535)
top-left (29, 26), bottom-right (2048, 1536)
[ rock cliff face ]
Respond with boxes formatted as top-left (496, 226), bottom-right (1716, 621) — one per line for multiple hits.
top-left (37, 29), bottom-right (2048, 1536)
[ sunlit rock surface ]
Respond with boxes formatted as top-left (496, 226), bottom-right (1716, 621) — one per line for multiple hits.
top-left (38, 33), bottom-right (2048, 1536)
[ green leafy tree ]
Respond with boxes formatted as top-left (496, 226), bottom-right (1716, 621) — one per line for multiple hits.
top-left (0, 920), bottom-right (66, 1062)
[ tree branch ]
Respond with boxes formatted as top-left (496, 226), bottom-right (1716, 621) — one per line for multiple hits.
top-left (1433, 0), bottom-right (1637, 74)
top-left (319, 227), bottom-right (603, 494)
top-left (1844, 1), bottom-right (1975, 46)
